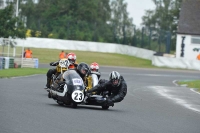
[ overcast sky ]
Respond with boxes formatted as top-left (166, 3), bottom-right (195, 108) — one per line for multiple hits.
top-left (125, 0), bottom-right (155, 27)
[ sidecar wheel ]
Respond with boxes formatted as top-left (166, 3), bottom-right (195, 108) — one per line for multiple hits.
top-left (102, 106), bottom-right (109, 110)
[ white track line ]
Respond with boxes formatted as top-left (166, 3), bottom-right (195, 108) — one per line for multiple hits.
top-left (150, 86), bottom-right (200, 113)
top-left (173, 80), bottom-right (200, 95)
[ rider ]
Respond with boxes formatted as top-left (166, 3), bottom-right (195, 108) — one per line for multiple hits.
top-left (89, 62), bottom-right (101, 79)
top-left (51, 62), bottom-right (90, 92)
top-left (86, 71), bottom-right (127, 106)
top-left (44, 52), bottom-right (78, 90)
top-left (76, 62), bottom-right (90, 85)
top-left (67, 52), bottom-right (78, 69)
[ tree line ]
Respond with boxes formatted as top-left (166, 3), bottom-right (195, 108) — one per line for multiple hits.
top-left (0, 0), bottom-right (182, 51)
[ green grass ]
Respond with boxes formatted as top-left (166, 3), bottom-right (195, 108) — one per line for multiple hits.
top-left (30, 47), bottom-right (155, 68)
top-left (0, 68), bottom-right (48, 78)
top-left (1, 46), bottom-right (156, 68)
top-left (0, 46), bottom-right (158, 78)
top-left (177, 80), bottom-right (200, 92)
top-left (1, 46), bottom-right (200, 93)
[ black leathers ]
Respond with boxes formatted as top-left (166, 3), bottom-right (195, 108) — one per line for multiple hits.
top-left (47, 68), bottom-right (57, 78)
top-left (87, 76), bottom-right (127, 103)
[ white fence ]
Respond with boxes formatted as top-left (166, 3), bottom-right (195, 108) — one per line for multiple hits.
top-left (14, 37), bottom-right (200, 71)
top-left (15, 37), bottom-right (155, 60)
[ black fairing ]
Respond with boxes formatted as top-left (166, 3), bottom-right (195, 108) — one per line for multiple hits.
top-left (62, 70), bottom-right (85, 93)
top-left (66, 84), bottom-right (84, 94)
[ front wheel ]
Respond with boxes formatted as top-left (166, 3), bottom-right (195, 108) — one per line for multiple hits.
top-left (71, 103), bottom-right (77, 108)
top-left (102, 106), bottom-right (109, 110)
top-left (48, 92), bottom-right (52, 98)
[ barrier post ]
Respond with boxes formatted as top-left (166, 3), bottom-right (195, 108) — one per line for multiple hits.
top-left (0, 57), bottom-right (3, 70)
top-left (33, 58), bottom-right (39, 68)
top-left (3, 57), bottom-right (10, 69)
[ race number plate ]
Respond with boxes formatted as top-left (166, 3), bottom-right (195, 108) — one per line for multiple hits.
top-left (71, 90), bottom-right (84, 102)
top-left (72, 78), bottom-right (83, 86)
top-left (59, 59), bottom-right (68, 67)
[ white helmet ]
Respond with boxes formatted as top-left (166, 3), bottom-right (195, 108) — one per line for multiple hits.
top-left (109, 71), bottom-right (121, 87)
top-left (90, 62), bottom-right (99, 72)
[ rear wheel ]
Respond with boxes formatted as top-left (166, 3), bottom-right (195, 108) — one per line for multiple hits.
top-left (102, 106), bottom-right (109, 110)
top-left (57, 100), bottom-right (64, 106)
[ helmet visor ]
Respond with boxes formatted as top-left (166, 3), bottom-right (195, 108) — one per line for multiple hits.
top-left (112, 79), bottom-right (119, 86)
top-left (81, 69), bottom-right (86, 75)
top-left (69, 59), bottom-right (75, 64)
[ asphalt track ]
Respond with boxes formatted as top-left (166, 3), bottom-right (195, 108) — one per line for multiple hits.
top-left (1, 65), bottom-right (200, 133)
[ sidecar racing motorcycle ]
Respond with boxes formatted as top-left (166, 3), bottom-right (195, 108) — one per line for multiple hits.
top-left (48, 69), bottom-right (114, 109)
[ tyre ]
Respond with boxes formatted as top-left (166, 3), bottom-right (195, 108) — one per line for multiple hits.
top-left (57, 101), bottom-right (64, 106)
top-left (71, 103), bottom-right (77, 108)
top-left (102, 106), bottom-right (109, 110)
top-left (48, 92), bottom-right (52, 98)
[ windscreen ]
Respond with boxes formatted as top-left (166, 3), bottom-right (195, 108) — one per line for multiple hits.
top-left (62, 70), bottom-right (84, 86)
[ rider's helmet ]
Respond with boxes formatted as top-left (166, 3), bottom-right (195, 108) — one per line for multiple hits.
top-left (109, 71), bottom-right (121, 87)
top-left (77, 62), bottom-right (90, 77)
top-left (90, 62), bottom-right (99, 72)
top-left (67, 52), bottom-right (76, 64)
top-left (67, 52), bottom-right (76, 69)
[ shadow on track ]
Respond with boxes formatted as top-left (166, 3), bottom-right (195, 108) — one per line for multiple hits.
top-left (46, 103), bottom-right (122, 111)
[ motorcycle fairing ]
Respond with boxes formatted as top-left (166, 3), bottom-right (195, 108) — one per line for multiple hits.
top-left (56, 58), bottom-right (68, 73)
top-left (51, 70), bottom-right (85, 100)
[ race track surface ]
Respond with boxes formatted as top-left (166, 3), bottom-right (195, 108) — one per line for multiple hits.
top-left (1, 66), bottom-right (200, 133)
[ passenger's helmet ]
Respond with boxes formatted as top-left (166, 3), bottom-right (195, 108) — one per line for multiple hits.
top-left (67, 52), bottom-right (76, 64)
top-left (77, 62), bottom-right (90, 77)
top-left (109, 71), bottom-right (121, 87)
top-left (90, 62), bottom-right (99, 72)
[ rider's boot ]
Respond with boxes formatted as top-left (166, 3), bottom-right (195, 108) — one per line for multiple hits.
top-left (44, 78), bottom-right (51, 90)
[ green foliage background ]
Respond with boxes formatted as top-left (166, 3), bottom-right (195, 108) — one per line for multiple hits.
top-left (0, 3), bottom-right (26, 38)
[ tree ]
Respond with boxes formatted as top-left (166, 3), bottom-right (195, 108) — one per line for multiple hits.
top-left (0, 2), bottom-right (26, 57)
top-left (141, 0), bottom-right (182, 51)
top-left (19, 0), bottom-right (134, 44)
top-left (0, 3), bottom-right (26, 38)
top-left (110, 0), bottom-right (134, 45)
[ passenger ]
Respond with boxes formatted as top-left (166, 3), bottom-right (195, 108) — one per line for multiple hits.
top-left (90, 62), bottom-right (101, 79)
top-left (86, 71), bottom-right (127, 106)
top-left (44, 52), bottom-right (78, 90)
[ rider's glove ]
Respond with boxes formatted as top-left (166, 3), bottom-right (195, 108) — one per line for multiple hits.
top-left (98, 79), bottom-right (107, 84)
top-left (50, 62), bottom-right (54, 66)
top-left (106, 98), bottom-right (114, 106)
top-left (50, 61), bottom-right (59, 66)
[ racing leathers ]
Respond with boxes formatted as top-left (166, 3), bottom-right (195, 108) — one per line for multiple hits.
top-left (90, 71), bottom-right (101, 79)
top-left (87, 76), bottom-right (127, 105)
top-left (45, 61), bottom-right (59, 88)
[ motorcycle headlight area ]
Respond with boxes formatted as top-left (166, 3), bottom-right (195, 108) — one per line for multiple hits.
top-left (71, 90), bottom-right (84, 102)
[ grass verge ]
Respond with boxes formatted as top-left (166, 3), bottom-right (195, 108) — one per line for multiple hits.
top-left (2, 46), bottom-right (200, 93)
top-left (177, 80), bottom-right (200, 92)
top-left (0, 68), bottom-right (48, 78)
top-left (15, 47), bottom-right (155, 68)
top-left (0, 47), bottom-right (156, 78)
